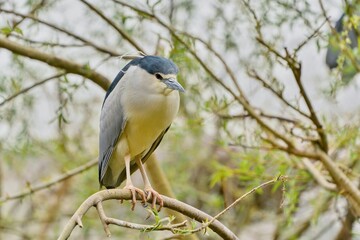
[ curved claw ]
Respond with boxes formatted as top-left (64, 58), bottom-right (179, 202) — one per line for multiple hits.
top-left (144, 187), bottom-right (164, 212)
top-left (123, 185), bottom-right (146, 210)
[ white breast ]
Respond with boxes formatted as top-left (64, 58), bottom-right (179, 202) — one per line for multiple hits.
top-left (119, 66), bottom-right (180, 157)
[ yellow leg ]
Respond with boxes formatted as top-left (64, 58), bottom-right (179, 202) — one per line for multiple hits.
top-left (136, 158), bottom-right (164, 211)
top-left (123, 155), bottom-right (146, 210)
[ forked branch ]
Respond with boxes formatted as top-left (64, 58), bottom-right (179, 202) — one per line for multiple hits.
top-left (58, 176), bottom-right (286, 240)
top-left (58, 189), bottom-right (238, 240)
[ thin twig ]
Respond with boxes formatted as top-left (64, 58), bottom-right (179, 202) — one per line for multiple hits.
top-left (178, 31), bottom-right (243, 101)
top-left (256, 37), bottom-right (288, 62)
top-left (188, 175), bottom-right (287, 234)
top-left (78, 0), bottom-right (146, 53)
top-left (0, 8), bottom-right (121, 57)
top-left (240, 0), bottom-right (263, 38)
top-left (293, 20), bottom-right (327, 53)
top-left (0, 159), bottom-right (97, 203)
top-left (218, 112), bottom-right (298, 124)
top-left (9, 0), bottom-right (47, 32)
top-left (9, 34), bottom-right (87, 48)
top-left (247, 69), bottom-right (310, 119)
top-left (228, 143), bottom-right (279, 151)
top-left (0, 72), bottom-right (65, 107)
top-left (288, 59), bottom-right (328, 152)
top-left (106, 217), bottom-right (187, 232)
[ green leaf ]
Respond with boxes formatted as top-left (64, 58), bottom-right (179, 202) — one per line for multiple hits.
top-left (14, 27), bottom-right (23, 35)
top-left (1, 27), bottom-right (12, 35)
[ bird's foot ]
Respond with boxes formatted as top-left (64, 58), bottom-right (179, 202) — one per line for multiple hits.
top-left (144, 187), bottom-right (164, 212)
top-left (123, 185), bottom-right (146, 211)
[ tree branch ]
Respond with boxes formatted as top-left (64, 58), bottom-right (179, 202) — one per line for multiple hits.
top-left (9, 0), bottom-right (47, 32)
top-left (255, 34), bottom-right (329, 152)
top-left (242, 1), bottom-right (328, 152)
top-left (9, 33), bottom-right (87, 48)
top-left (247, 69), bottom-right (310, 119)
top-left (188, 176), bottom-right (286, 234)
top-left (0, 8), bottom-right (121, 57)
top-left (288, 59), bottom-right (328, 152)
top-left (58, 189), bottom-right (239, 240)
top-left (217, 112), bottom-right (299, 124)
top-left (293, 20), bottom-right (327, 53)
top-left (0, 37), bottom-right (110, 91)
top-left (0, 159), bottom-right (97, 203)
top-left (0, 72), bottom-right (65, 107)
top-left (95, 201), bottom-right (187, 234)
top-left (267, 136), bottom-right (360, 215)
top-left (79, 0), bottom-right (146, 54)
top-left (113, 0), bottom-right (295, 149)
top-left (301, 158), bottom-right (336, 191)
top-left (316, 151), bottom-right (360, 214)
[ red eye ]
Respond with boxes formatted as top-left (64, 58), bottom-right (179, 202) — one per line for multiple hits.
top-left (155, 73), bottom-right (163, 80)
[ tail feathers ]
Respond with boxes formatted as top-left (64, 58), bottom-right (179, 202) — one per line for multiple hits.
top-left (100, 168), bottom-right (119, 189)
top-left (98, 183), bottom-right (115, 190)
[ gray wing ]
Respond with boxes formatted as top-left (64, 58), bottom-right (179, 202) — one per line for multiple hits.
top-left (98, 94), bottom-right (126, 187)
top-left (98, 68), bottom-right (132, 186)
top-left (116, 126), bottom-right (171, 185)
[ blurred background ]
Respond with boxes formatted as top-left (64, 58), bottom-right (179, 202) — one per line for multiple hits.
top-left (0, 0), bottom-right (359, 239)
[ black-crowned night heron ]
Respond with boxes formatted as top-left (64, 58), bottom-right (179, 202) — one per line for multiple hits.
top-left (326, 13), bottom-right (359, 83)
top-left (325, 14), bottom-right (358, 69)
top-left (99, 56), bottom-right (184, 210)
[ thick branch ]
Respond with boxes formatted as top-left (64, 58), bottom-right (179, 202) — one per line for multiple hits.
top-left (301, 158), bottom-right (336, 191)
top-left (58, 189), bottom-right (238, 240)
top-left (317, 151), bottom-right (360, 214)
top-left (0, 37), bottom-right (109, 91)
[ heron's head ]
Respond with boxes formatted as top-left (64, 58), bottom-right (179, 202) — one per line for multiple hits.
top-left (133, 56), bottom-right (185, 94)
